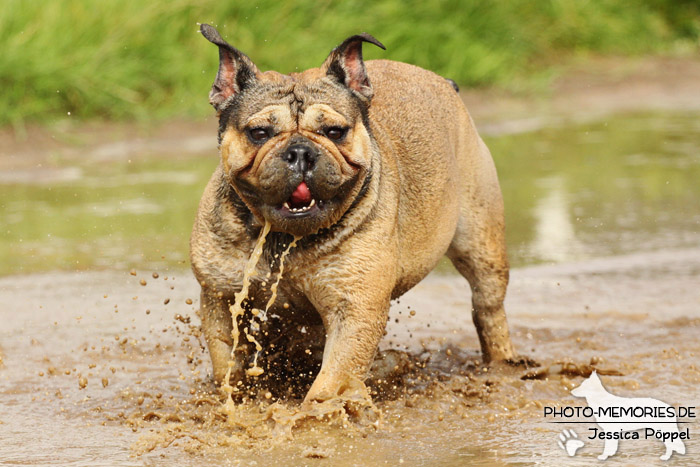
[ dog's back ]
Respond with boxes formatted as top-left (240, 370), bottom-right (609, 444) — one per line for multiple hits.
top-left (367, 60), bottom-right (507, 298)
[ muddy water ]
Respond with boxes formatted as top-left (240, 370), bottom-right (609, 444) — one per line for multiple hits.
top-left (2, 112), bottom-right (700, 275)
top-left (1, 111), bottom-right (699, 465)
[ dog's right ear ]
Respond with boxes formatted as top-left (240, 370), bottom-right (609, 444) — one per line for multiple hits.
top-left (200, 24), bottom-right (260, 111)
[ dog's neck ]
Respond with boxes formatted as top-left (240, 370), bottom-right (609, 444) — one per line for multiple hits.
top-left (580, 380), bottom-right (614, 407)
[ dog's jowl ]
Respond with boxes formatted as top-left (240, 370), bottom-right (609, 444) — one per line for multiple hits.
top-left (190, 24), bottom-right (516, 404)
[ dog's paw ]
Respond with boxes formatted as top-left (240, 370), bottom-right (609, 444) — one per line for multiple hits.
top-left (557, 429), bottom-right (584, 457)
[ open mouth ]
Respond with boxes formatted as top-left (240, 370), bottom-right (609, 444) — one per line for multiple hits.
top-left (279, 181), bottom-right (322, 217)
top-left (283, 197), bottom-right (317, 214)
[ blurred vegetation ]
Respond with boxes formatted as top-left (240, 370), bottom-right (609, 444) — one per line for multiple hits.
top-left (1, 0), bottom-right (699, 128)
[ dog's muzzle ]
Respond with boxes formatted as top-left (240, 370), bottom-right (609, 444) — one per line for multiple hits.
top-left (283, 143), bottom-right (318, 175)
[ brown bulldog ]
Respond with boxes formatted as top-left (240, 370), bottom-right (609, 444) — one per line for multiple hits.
top-left (190, 24), bottom-right (515, 403)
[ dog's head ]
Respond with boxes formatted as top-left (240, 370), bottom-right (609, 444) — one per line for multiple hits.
top-left (200, 24), bottom-right (385, 237)
top-left (570, 370), bottom-right (603, 399)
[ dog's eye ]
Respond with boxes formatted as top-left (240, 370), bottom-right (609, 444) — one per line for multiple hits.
top-left (247, 127), bottom-right (272, 143)
top-left (324, 127), bottom-right (348, 142)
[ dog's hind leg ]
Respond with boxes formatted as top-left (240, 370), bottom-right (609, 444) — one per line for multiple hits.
top-left (661, 443), bottom-right (673, 461)
top-left (662, 436), bottom-right (686, 460)
top-left (447, 138), bottom-right (515, 363)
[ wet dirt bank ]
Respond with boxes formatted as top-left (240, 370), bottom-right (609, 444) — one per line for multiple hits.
top-left (1, 247), bottom-right (698, 465)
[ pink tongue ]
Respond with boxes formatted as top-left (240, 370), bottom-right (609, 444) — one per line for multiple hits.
top-left (290, 181), bottom-right (312, 205)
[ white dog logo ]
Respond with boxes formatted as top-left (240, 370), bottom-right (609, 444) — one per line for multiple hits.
top-left (570, 371), bottom-right (686, 460)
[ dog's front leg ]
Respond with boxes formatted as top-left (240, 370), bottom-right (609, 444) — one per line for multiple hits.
top-left (302, 269), bottom-right (392, 404)
top-left (200, 289), bottom-right (235, 384)
top-left (598, 437), bottom-right (618, 460)
top-left (304, 300), bottom-right (390, 403)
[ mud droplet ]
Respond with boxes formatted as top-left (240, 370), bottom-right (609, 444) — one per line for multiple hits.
top-left (246, 366), bottom-right (264, 377)
top-left (78, 376), bottom-right (88, 389)
top-left (129, 269), bottom-right (136, 276)
top-left (101, 377), bottom-right (109, 388)
top-left (164, 298), bottom-right (170, 305)
top-left (174, 314), bottom-right (190, 324)
top-left (152, 272), bottom-right (159, 279)
top-left (139, 279), bottom-right (147, 286)
top-left (409, 310), bottom-right (416, 316)
top-left (185, 298), bottom-right (193, 305)
top-left (625, 379), bottom-right (640, 390)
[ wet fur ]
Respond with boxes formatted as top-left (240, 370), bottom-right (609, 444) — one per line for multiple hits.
top-left (191, 27), bottom-right (515, 403)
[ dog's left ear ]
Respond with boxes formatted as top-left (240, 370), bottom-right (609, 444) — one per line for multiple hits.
top-left (200, 24), bottom-right (260, 111)
top-left (321, 33), bottom-right (385, 102)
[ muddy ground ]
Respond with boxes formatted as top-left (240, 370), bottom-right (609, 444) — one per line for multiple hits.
top-left (1, 249), bottom-right (698, 465)
top-left (1, 56), bottom-right (699, 465)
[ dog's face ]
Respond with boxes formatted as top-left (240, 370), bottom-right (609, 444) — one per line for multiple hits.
top-left (201, 25), bottom-right (384, 237)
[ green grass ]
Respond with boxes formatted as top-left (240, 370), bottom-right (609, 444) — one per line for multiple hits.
top-left (1, 0), bottom-right (698, 128)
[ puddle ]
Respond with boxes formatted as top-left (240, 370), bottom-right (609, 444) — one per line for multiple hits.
top-left (0, 157), bottom-right (217, 275)
top-left (490, 111), bottom-right (700, 267)
top-left (2, 112), bottom-right (699, 276)
top-left (1, 111), bottom-right (699, 465)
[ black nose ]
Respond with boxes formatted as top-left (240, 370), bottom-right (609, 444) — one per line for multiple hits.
top-left (283, 144), bottom-right (318, 173)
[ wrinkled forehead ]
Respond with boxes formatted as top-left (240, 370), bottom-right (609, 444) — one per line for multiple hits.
top-left (222, 73), bottom-right (362, 129)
